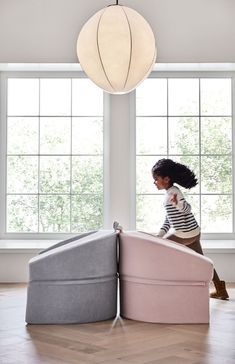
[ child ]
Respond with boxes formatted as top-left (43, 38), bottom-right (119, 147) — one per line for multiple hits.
top-left (152, 158), bottom-right (229, 300)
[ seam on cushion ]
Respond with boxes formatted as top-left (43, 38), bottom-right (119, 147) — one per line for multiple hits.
top-left (120, 275), bottom-right (207, 286)
top-left (29, 276), bottom-right (118, 285)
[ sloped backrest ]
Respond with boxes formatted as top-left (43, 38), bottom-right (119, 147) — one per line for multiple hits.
top-left (119, 231), bottom-right (213, 282)
top-left (39, 231), bottom-right (97, 254)
top-left (29, 230), bottom-right (118, 281)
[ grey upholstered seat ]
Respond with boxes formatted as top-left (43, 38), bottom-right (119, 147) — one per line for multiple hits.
top-left (25, 230), bottom-right (118, 324)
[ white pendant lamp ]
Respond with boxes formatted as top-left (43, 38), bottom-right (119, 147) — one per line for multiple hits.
top-left (77, 1), bottom-right (156, 94)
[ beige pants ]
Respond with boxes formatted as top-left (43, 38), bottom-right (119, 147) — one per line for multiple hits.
top-left (167, 233), bottom-right (203, 253)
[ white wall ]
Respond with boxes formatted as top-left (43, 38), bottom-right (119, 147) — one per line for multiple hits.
top-left (0, 0), bottom-right (234, 282)
top-left (0, 0), bottom-right (235, 63)
top-left (107, 94), bottom-right (134, 228)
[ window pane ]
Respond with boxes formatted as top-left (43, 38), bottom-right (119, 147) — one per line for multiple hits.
top-left (201, 79), bottom-right (231, 116)
top-left (7, 156), bottom-right (38, 193)
top-left (201, 195), bottom-right (232, 233)
top-left (168, 79), bottom-right (199, 116)
top-left (201, 117), bottom-right (232, 154)
top-left (136, 79), bottom-right (167, 116)
top-left (136, 117), bottom-right (167, 154)
top-left (71, 195), bottom-right (103, 232)
top-left (169, 117), bottom-right (199, 155)
top-left (201, 156), bottom-right (232, 193)
top-left (72, 157), bottom-right (103, 194)
top-left (7, 195), bottom-right (38, 232)
top-left (136, 76), bottom-right (233, 234)
top-left (40, 157), bottom-right (70, 193)
top-left (8, 79), bottom-right (39, 116)
top-left (40, 79), bottom-right (71, 116)
top-left (40, 117), bottom-right (71, 154)
top-left (136, 156), bottom-right (163, 194)
top-left (72, 118), bottom-right (103, 154)
top-left (39, 195), bottom-right (70, 232)
top-left (136, 195), bottom-right (165, 232)
top-left (6, 76), bottom-right (104, 234)
top-left (7, 117), bottom-right (38, 154)
top-left (168, 155), bottom-right (200, 194)
top-left (72, 79), bottom-right (103, 116)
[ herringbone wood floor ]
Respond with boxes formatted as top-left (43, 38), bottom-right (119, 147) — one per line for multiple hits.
top-left (0, 284), bottom-right (234, 364)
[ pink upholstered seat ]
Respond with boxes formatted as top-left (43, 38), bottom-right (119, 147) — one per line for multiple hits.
top-left (119, 231), bottom-right (213, 324)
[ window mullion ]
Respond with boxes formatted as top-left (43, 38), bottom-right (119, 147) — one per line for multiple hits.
top-left (232, 76), bottom-right (235, 234)
top-left (167, 78), bottom-right (169, 157)
top-left (0, 73), bottom-right (7, 237)
top-left (38, 78), bottom-right (40, 233)
top-left (199, 78), bottom-right (202, 229)
top-left (70, 78), bottom-right (72, 233)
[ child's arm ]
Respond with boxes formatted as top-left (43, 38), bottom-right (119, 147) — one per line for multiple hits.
top-left (169, 191), bottom-right (191, 213)
top-left (158, 216), bottom-right (170, 237)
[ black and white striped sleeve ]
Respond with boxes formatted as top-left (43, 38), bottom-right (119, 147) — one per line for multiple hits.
top-left (158, 215), bottom-right (170, 237)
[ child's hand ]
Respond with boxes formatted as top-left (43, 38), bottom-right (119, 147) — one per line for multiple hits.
top-left (170, 193), bottom-right (178, 205)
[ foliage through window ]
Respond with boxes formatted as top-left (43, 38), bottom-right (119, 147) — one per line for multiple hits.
top-left (136, 78), bottom-right (232, 233)
top-left (7, 78), bottom-right (103, 233)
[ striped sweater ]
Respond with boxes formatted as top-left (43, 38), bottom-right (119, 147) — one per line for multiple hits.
top-left (158, 185), bottom-right (200, 239)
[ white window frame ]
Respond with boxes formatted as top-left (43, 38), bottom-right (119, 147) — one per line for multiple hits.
top-left (133, 70), bottom-right (235, 240)
top-left (0, 67), bottom-right (234, 242)
top-left (0, 71), bottom-right (111, 239)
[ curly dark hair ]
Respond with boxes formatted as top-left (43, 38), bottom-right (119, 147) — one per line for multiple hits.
top-left (152, 158), bottom-right (198, 189)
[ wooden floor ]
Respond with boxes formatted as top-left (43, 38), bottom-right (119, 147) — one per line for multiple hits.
top-left (0, 284), bottom-right (235, 364)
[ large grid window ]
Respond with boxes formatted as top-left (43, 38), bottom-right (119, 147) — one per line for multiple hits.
top-left (136, 77), bottom-right (233, 233)
top-left (6, 78), bottom-right (103, 233)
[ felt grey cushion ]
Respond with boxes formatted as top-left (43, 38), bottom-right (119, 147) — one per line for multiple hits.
top-left (26, 230), bottom-right (118, 324)
top-left (39, 231), bottom-right (96, 254)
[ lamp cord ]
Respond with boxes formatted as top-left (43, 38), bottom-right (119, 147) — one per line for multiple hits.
top-left (107, 0), bottom-right (119, 7)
